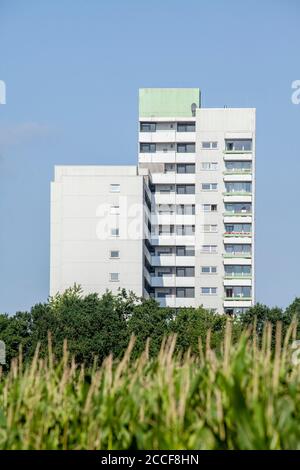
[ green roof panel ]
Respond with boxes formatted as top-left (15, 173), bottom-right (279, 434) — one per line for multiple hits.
top-left (139, 88), bottom-right (201, 117)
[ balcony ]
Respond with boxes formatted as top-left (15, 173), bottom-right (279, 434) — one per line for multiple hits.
top-left (223, 153), bottom-right (252, 161)
top-left (223, 257), bottom-right (252, 266)
top-left (152, 193), bottom-right (195, 205)
top-left (223, 299), bottom-right (253, 308)
top-left (224, 231), bottom-right (252, 238)
top-left (223, 173), bottom-right (252, 182)
top-left (223, 169), bottom-right (252, 175)
top-left (151, 275), bottom-right (195, 288)
top-left (223, 213), bottom-right (252, 222)
top-left (223, 277), bottom-right (252, 286)
top-left (151, 255), bottom-right (195, 267)
top-left (139, 151), bottom-right (176, 164)
top-left (151, 213), bottom-right (195, 225)
top-left (223, 150), bottom-right (252, 155)
top-left (139, 152), bottom-right (196, 164)
top-left (151, 173), bottom-right (195, 184)
top-left (139, 131), bottom-right (176, 143)
top-left (155, 296), bottom-right (196, 308)
top-left (139, 131), bottom-right (196, 143)
top-left (150, 234), bottom-right (195, 246)
top-left (224, 296), bottom-right (252, 301)
top-left (223, 194), bottom-right (252, 204)
top-left (223, 252), bottom-right (252, 259)
top-left (223, 191), bottom-right (252, 197)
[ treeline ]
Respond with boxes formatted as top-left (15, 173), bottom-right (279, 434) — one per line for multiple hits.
top-left (0, 284), bottom-right (299, 366)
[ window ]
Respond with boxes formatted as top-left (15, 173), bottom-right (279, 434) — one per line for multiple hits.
top-left (225, 139), bottom-right (252, 152)
top-left (110, 250), bottom-right (120, 258)
top-left (203, 204), bottom-right (217, 212)
top-left (201, 162), bottom-right (218, 170)
top-left (165, 163), bottom-right (175, 173)
top-left (225, 286), bottom-right (251, 298)
top-left (110, 184), bottom-right (120, 193)
top-left (176, 204), bottom-right (195, 215)
top-left (111, 228), bottom-right (119, 237)
top-left (201, 245), bottom-right (217, 253)
top-left (225, 244), bottom-right (251, 255)
top-left (109, 272), bottom-right (119, 282)
top-left (158, 204), bottom-right (175, 214)
top-left (176, 143), bottom-right (195, 153)
top-left (202, 183), bottom-right (217, 191)
top-left (110, 205), bottom-right (120, 215)
top-left (225, 307), bottom-right (250, 315)
top-left (157, 289), bottom-right (173, 298)
top-left (225, 161), bottom-right (252, 172)
top-left (176, 287), bottom-right (195, 298)
top-left (225, 182), bottom-right (252, 193)
top-left (140, 143), bottom-right (156, 153)
top-left (176, 267), bottom-right (195, 277)
top-left (225, 223), bottom-right (251, 234)
top-left (176, 185), bottom-right (195, 194)
top-left (201, 287), bottom-right (217, 295)
top-left (157, 184), bottom-right (175, 193)
top-left (176, 246), bottom-right (195, 256)
top-left (177, 122), bottom-right (195, 132)
top-left (202, 141), bottom-right (218, 149)
top-left (140, 122), bottom-right (156, 132)
top-left (202, 224), bottom-right (218, 232)
top-left (225, 265), bottom-right (251, 276)
top-left (156, 267), bottom-right (173, 277)
top-left (158, 225), bottom-right (175, 235)
top-left (225, 203), bottom-right (252, 214)
top-left (156, 247), bottom-right (173, 256)
top-left (177, 163), bottom-right (195, 174)
top-left (201, 266), bottom-right (217, 274)
top-left (176, 225), bottom-right (195, 236)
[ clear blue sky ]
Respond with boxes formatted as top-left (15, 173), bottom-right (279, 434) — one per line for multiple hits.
top-left (0, 0), bottom-right (299, 313)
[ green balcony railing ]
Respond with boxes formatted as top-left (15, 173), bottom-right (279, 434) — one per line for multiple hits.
top-left (223, 212), bottom-right (252, 217)
top-left (223, 253), bottom-right (252, 258)
top-left (224, 296), bottom-right (252, 301)
top-left (224, 232), bottom-right (252, 237)
top-left (223, 192), bottom-right (252, 197)
top-left (223, 170), bottom-right (252, 175)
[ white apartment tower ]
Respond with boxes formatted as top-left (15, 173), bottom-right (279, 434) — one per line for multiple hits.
top-left (50, 88), bottom-right (255, 314)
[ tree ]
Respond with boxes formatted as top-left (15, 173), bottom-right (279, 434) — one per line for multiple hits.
top-left (128, 298), bottom-right (174, 357)
top-left (0, 311), bottom-right (32, 366)
top-left (170, 307), bottom-right (229, 354)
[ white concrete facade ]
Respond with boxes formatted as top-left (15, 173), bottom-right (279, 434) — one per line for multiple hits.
top-left (50, 89), bottom-right (256, 314)
top-left (50, 166), bottom-right (149, 297)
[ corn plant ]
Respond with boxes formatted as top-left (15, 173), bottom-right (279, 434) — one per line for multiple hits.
top-left (0, 320), bottom-right (299, 450)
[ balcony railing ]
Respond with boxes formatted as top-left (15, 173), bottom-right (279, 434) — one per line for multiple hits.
top-left (224, 273), bottom-right (252, 279)
top-left (223, 191), bottom-right (252, 196)
top-left (224, 232), bottom-right (252, 237)
top-left (223, 169), bottom-right (252, 174)
top-left (223, 253), bottom-right (252, 258)
top-left (224, 296), bottom-right (252, 301)
top-left (223, 211), bottom-right (252, 217)
top-left (223, 150), bottom-right (252, 154)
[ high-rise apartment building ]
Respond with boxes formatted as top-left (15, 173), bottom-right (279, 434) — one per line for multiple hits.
top-left (50, 88), bottom-right (255, 314)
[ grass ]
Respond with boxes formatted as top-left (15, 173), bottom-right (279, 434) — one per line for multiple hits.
top-left (0, 320), bottom-right (300, 450)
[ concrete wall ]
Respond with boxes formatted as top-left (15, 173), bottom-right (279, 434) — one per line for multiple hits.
top-left (50, 166), bottom-right (145, 297)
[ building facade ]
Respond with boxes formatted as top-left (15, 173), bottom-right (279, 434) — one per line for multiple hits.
top-left (50, 88), bottom-right (256, 314)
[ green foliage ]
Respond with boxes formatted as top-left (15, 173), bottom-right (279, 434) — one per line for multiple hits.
top-left (0, 285), bottom-right (299, 367)
top-left (0, 324), bottom-right (300, 450)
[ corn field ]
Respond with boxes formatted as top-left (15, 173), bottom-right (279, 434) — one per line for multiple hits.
top-left (0, 320), bottom-right (300, 450)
